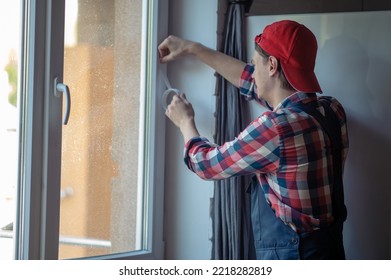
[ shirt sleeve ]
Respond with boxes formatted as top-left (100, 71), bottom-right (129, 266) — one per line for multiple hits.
top-left (183, 113), bottom-right (280, 180)
top-left (239, 63), bottom-right (273, 110)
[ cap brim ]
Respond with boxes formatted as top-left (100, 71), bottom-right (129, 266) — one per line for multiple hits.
top-left (281, 62), bottom-right (323, 94)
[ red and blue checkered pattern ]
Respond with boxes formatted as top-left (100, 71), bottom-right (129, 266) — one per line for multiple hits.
top-left (183, 64), bottom-right (349, 233)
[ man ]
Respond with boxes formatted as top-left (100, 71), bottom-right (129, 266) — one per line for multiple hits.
top-left (158, 20), bottom-right (349, 260)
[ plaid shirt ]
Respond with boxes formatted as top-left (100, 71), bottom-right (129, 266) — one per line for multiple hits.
top-left (184, 64), bottom-right (349, 233)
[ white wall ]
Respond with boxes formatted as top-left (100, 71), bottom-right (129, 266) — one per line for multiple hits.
top-left (247, 11), bottom-right (391, 259)
top-left (163, 0), bottom-right (217, 260)
top-left (164, 2), bottom-right (391, 260)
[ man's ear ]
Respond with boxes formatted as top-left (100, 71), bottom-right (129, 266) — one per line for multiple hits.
top-left (268, 56), bottom-right (279, 76)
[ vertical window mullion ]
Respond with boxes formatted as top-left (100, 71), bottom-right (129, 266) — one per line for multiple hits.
top-left (15, 0), bottom-right (65, 260)
top-left (42, 0), bottom-right (66, 260)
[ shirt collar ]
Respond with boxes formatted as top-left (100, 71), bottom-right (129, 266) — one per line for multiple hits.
top-left (274, 92), bottom-right (317, 111)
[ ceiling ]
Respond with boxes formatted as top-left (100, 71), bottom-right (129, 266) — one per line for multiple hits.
top-left (246, 0), bottom-right (391, 16)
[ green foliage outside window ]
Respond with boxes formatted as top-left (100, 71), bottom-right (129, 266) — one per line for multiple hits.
top-left (5, 55), bottom-right (17, 107)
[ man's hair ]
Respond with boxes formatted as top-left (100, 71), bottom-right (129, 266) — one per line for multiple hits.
top-left (255, 44), bottom-right (295, 92)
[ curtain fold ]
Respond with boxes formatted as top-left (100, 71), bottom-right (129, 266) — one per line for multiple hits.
top-left (211, 1), bottom-right (255, 260)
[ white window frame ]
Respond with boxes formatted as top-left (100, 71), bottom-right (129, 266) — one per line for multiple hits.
top-left (15, 0), bottom-right (167, 260)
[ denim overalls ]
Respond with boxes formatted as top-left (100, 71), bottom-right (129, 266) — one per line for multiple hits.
top-left (249, 99), bottom-right (347, 260)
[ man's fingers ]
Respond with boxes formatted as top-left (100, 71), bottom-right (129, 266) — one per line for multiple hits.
top-left (179, 93), bottom-right (190, 105)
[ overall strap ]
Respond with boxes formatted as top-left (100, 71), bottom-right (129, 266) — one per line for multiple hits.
top-left (293, 100), bottom-right (347, 224)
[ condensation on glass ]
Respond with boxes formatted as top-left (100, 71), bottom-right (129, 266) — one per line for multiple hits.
top-left (60, 0), bottom-right (143, 259)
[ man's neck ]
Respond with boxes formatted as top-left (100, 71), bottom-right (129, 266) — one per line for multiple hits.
top-left (268, 88), bottom-right (296, 109)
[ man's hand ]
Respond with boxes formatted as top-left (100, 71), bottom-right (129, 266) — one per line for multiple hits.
top-left (158, 35), bottom-right (245, 87)
top-left (165, 93), bottom-right (200, 142)
top-left (158, 35), bottom-right (195, 63)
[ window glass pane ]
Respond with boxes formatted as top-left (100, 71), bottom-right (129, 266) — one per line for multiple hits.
top-left (60, 0), bottom-right (143, 259)
top-left (0, 1), bottom-right (21, 260)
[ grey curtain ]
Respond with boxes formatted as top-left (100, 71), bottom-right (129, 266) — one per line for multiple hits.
top-left (211, 1), bottom-right (255, 260)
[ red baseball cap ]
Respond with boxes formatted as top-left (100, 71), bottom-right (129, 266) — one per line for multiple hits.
top-left (255, 20), bottom-right (322, 93)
